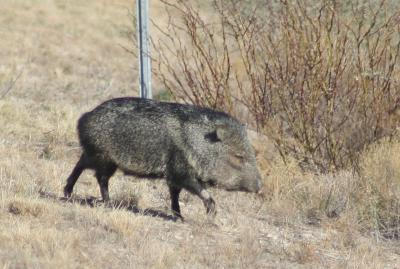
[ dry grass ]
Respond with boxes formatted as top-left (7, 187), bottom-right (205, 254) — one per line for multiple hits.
top-left (0, 0), bottom-right (400, 268)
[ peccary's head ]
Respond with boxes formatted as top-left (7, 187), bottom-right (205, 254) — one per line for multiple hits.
top-left (202, 121), bottom-right (262, 193)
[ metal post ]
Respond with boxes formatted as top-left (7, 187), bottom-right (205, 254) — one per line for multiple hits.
top-left (137, 0), bottom-right (152, 99)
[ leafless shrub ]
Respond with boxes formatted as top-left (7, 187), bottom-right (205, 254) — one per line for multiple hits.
top-left (151, 0), bottom-right (235, 112)
top-left (152, 0), bottom-right (400, 172)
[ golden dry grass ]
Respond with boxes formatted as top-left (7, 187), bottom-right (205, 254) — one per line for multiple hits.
top-left (1, 0), bottom-right (400, 268)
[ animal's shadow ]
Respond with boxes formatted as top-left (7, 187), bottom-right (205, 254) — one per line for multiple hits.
top-left (39, 190), bottom-right (179, 222)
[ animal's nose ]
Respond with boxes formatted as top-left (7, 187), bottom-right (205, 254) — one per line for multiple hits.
top-left (254, 178), bottom-right (262, 193)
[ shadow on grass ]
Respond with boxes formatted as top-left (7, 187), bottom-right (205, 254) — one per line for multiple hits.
top-left (38, 190), bottom-right (179, 222)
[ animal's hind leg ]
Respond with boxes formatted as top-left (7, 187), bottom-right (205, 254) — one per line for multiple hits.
top-left (168, 184), bottom-right (183, 220)
top-left (95, 163), bottom-right (117, 202)
top-left (64, 154), bottom-right (86, 198)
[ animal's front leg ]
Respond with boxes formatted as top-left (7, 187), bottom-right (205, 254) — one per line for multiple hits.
top-left (183, 178), bottom-right (216, 218)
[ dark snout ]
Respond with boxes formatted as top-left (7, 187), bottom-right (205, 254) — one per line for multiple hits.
top-left (240, 165), bottom-right (263, 193)
top-left (219, 177), bottom-right (263, 193)
top-left (241, 176), bottom-right (262, 193)
top-left (212, 164), bottom-right (264, 193)
top-left (254, 177), bottom-right (263, 193)
top-left (225, 173), bottom-right (262, 193)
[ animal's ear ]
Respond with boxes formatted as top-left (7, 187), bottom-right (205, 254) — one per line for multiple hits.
top-left (205, 124), bottom-right (228, 142)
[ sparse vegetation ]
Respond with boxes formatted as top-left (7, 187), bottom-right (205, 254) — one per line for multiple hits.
top-left (0, 0), bottom-right (400, 268)
top-left (153, 0), bottom-right (400, 172)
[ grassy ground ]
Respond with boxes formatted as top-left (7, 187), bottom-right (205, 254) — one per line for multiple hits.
top-left (1, 0), bottom-right (400, 268)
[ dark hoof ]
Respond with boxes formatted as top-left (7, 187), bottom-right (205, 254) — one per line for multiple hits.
top-left (102, 199), bottom-right (111, 206)
top-left (172, 216), bottom-right (184, 222)
top-left (171, 211), bottom-right (184, 222)
top-left (205, 198), bottom-right (216, 217)
top-left (63, 187), bottom-right (72, 198)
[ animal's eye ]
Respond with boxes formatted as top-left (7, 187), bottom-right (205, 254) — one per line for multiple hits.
top-left (229, 154), bottom-right (245, 169)
top-left (235, 154), bottom-right (244, 160)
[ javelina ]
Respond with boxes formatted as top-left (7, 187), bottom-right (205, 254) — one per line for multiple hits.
top-left (64, 97), bottom-right (262, 219)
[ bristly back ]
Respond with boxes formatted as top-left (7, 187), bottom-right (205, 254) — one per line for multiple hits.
top-left (91, 97), bottom-right (239, 126)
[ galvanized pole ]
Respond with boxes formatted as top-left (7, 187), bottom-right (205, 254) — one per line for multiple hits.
top-left (137, 0), bottom-right (152, 99)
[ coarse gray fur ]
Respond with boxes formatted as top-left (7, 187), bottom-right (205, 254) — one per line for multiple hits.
top-left (64, 97), bottom-right (262, 219)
